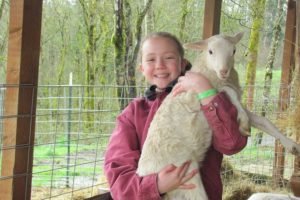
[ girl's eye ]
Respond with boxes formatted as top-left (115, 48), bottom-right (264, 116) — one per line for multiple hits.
top-left (209, 50), bottom-right (213, 55)
top-left (165, 56), bottom-right (175, 60)
top-left (146, 58), bottom-right (155, 62)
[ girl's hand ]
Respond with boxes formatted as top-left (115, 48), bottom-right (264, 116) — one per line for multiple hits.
top-left (157, 160), bottom-right (198, 195)
top-left (172, 71), bottom-right (216, 105)
top-left (172, 71), bottom-right (213, 96)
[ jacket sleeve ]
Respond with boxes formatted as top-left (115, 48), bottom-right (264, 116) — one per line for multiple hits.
top-left (104, 105), bottom-right (162, 200)
top-left (201, 91), bottom-right (248, 155)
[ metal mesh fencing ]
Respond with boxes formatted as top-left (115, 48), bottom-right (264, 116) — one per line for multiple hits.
top-left (0, 83), bottom-right (298, 199)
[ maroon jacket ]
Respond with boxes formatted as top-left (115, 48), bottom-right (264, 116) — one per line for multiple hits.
top-left (104, 92), bottom-right (247, 200)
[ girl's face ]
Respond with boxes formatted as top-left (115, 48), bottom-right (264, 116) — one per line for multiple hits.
top-left (139, 37), bottom-right (186, 90)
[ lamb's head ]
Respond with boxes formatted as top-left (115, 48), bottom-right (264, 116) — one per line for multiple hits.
top-left (184, 32), bottom-right (243, 81)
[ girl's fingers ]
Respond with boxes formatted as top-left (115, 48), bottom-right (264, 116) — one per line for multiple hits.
top-left (177, 161), bottom-right (191, 178)
top-left (177, 76), bottom-right (185, 82)
top-left (180, 168), bottom-right (198, 183)
top-left (172, 84), bottom-right (183, 96)
top-left (178, 183), bottom-right (197, 190)
top-left (163, 164), bottom-right (176, 173)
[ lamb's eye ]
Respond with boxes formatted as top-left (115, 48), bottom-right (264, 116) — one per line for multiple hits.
top-left (233, 49), bottom-right (236, 55)
top-left (209, 50), bottom-right (213, 55)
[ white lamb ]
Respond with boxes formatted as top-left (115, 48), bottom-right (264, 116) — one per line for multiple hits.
top-left (136, 33), bottom-right (300, 200)
top-left (247, 192), bottom-right (300, 200)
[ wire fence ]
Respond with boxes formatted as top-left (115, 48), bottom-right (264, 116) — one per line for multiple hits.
top-left (0, 83), bottom-right (298, 199)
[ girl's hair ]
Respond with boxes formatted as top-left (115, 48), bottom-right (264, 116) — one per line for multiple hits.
top-left (138, 32), bottom-right (185, 64)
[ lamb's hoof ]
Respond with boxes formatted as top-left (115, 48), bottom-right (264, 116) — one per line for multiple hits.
top-left (281, 139), bottom-right (300, 156)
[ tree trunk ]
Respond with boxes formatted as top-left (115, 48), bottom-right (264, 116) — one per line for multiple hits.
top-left (0, 0), bottom-right (8, 53)
top-left (124, 0), bottom-right (133, 101)
top-left (256, 0), bottom-right (283, 145)
top-left (144, 0), bottom-right (154, 35)
top-left (243, 0), bottom-right (266, 109)
top-left (113, 0), bottom-right (127, 110)
top-left (113, 0), bottom-right (152, 110)
top-left (98, 13), bottom-right (110, 85)
top-left (55, 5), bottom-right (68, 85)
top-left (179, 0), bottom-right (189, 40)
top-left (126, 0), bottom-right (153, 99)
top-left (0, 0), bottom-right (7, 21)
top-left (291, 0), bottom-right (300, 175)
top-left (79, 0), bottom-right (101, 124)
top-left (272, 0), bottom-right (296, 187)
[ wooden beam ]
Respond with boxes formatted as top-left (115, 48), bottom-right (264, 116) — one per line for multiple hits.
top-left (202, 0), bottom-right (222, 39)
top-left (85, 192), bottom-right (113, 200)
top-left (293, 0), bottom-right (300, 175)
top-left (0, 0), bottom-right (42, 199)
top-left (272, 0), bottom-right (296, 187)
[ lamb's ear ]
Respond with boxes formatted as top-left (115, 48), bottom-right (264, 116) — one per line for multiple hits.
top-left (183, 40), bottom-right (207, 50)
top-left (230, 32), bottom-right (244, 44)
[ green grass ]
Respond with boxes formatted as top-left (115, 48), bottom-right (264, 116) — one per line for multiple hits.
top-left (32, 165), bottom-right (102, 187)
top-left (32, 137), bottom-right (105, 187)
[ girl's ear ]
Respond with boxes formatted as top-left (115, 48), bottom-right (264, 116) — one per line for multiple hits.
top-left (139, 64), bottom-right (143, 72)
top-left (181, 59), bottom-right (188, 72)
top-left (181, 58), bottom-right (192, 73)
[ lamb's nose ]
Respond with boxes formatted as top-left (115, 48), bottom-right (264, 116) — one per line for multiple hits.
top-left (220, 69), bottom-right (228, 75)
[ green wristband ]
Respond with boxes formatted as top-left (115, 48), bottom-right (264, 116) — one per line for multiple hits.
top-left (197, 89), bottom-right (218, 100)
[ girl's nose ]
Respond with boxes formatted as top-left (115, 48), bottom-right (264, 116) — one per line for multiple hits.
top-left (156, 58), bottom-right (166, 69)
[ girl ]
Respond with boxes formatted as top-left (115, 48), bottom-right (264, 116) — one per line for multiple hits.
top-left (104, 32), bottom-right (247, 200)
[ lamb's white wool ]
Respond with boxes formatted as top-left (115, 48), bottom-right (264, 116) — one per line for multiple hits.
top-left (136, 33), bottom-right (300, 200)
top-left (247, 193), bottom-right (300, 200)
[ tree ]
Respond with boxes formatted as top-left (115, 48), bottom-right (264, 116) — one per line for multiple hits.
top-left (243, 0), bottom-right (266, 109)
top-left (0, 0), bottom-right (8, 82)
top-left (97, 2), bottom-right (113, 85)
top-left (144, 0), bottom-right (154, 35)
top-left (289, 0), bottom-right (300, 176)
top-left (53, 1), bottom-right (71, 85)
top-left (113, 0), bottom-right (152, 110)
top-left (255, 0), bottom-right (283, 145)
top-left (78, 0), bottom-right (102, 120)
top-left (0, 0), bottom-right (7, 20)
top-left (179, 0), bottom-right (190, 40)
top-left (113, 0), bottom-right (126, 109)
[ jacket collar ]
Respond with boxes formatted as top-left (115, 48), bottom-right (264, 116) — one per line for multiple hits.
top-left (144, 63), bottom-right (192, 101)
top-left (144, 78), bottom-right (178, 101)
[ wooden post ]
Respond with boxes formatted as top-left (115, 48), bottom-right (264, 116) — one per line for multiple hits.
top-left (0, 0), bottom-right (42, 199)
top-left (202, 0), bottom-right (222, 39)
top-left (272, 0), bottom-right (296, 187)
top-left (293, 0), bottom-right (300, 175)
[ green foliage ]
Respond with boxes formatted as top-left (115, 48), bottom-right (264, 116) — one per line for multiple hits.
top-left (242, 0), bottom-right (267, 106)
top-left (0, 0), bottom-right (8, 83)
top-left (0, 0), bottom-right (288, 88)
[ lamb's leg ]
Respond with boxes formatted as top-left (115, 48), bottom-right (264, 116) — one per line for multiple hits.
top-left (221, 86), bottom-right (251, 136)
top-left (247, 193), bottom-right (295, 200)
top-left (246, 109), bottom-right (300, 156)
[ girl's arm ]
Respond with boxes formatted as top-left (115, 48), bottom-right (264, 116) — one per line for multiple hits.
top-left (172, 71), bottom-right (248, 155)
top-left (201, 92), bottom-right (248, 155)
top-left (104, 110), bottom-right (162, 200)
